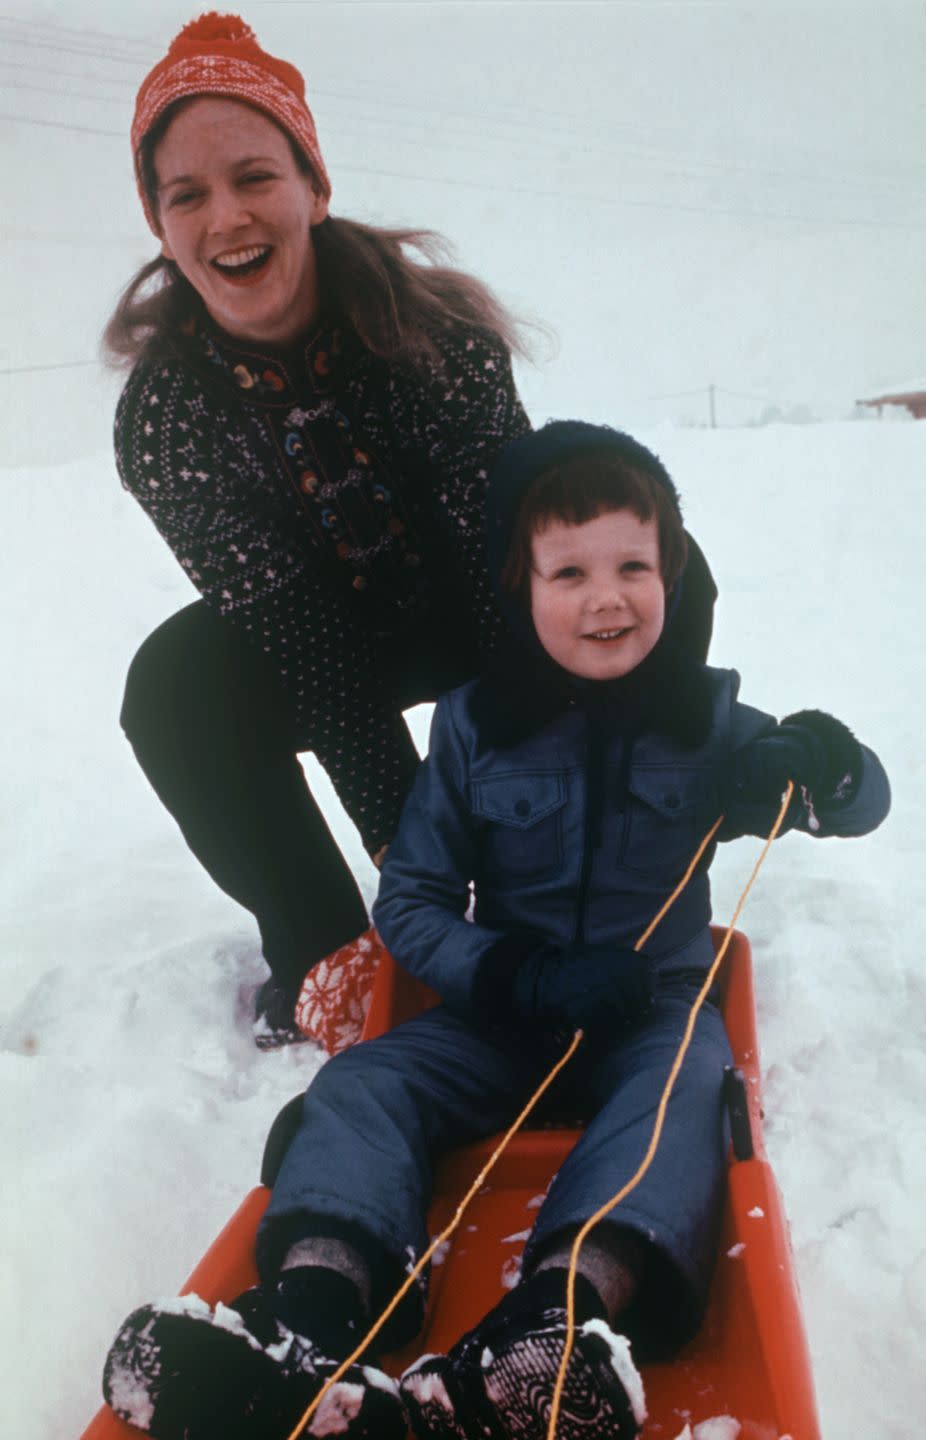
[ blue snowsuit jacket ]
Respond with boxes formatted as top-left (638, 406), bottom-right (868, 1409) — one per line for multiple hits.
top-left (373, 666), bottom-right (891, 1016)
top-left (260, 668), bottom-right (888, 1355)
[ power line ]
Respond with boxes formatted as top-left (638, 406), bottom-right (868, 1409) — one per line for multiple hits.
top-left (2, 12), bottom-right (920, 200)
top-left (0, 31), bottom-right (150, 65)
top-left (0, 26), bottom-right (920, 229)
top-left (1, 27), bottom-right (918, 206)
top-left (0, 108), bottom-right (920, 234)
top-left (0, 12), bottom-right (154, 49)
top-left (3, 223), bottom-right (141, 247)
top-left (331, 158), bottom-right (926, 233)
top-left (0, 57), bottom-right (136, 89)
top-left (0, 112), bottom-right (122, 138)
top-left (321, 88), bottom-right (920, 197)
top-left (1, 77), bottom-right (129, 106)
top-left (716, 385), bottom-right (777, 404)
top-left (318, 105), bottom-right (921, 204)
top-left (309, 78), bottom-right (925, 196)
top-left (0, 360), bottom-right (99, 376)
top-left (650, 386), bottom-right (710, 401)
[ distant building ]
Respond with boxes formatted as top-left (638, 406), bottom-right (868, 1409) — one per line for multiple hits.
top-left (858, 380), bottom-right (926, 420)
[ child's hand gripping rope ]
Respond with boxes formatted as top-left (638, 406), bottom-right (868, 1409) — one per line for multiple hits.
top-left (502, 940), bottom-right (655, 1037)
top-left (732, 710), bottom-right (863, 814)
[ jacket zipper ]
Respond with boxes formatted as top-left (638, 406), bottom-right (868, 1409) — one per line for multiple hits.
top-left (573, 702), bottom-right (635, 947)
top-left (573, 704), bottom-right (605, 946)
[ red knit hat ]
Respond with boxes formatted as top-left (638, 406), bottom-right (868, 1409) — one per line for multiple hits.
top-left (132, 12), bottom-right (331, 233)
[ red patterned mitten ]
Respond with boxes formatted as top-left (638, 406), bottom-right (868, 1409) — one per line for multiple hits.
top-left (294, 926), bottom-right (388, 1055)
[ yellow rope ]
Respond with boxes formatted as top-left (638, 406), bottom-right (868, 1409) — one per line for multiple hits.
top-left (285, 1028), bottom-right (584, 1440)
top-left (545, 782), bottom-right (794, 1440)
top-left (284, 784), bottom-right (791, 1440)
top-left (634, 814), bottom-right (724, 952)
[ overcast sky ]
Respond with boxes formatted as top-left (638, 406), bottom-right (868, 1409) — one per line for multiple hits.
top-left (2, 1), bottom-right (924, 461)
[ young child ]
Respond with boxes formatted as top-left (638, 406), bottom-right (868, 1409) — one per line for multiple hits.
top-left (103, 421), bottom-right (890, 1440)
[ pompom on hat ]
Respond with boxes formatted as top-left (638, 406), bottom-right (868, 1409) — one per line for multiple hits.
top-left (131, 12), bottom-right (331, 233)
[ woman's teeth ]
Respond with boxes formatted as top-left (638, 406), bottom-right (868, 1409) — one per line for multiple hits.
top-left (587, 628), bottom-right (628, 640)
top-left (211, 245), bottom-right (271, 275)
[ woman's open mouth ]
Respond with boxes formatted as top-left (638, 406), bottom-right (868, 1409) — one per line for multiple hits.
top-left (210, 245), bottom-right (273, 282)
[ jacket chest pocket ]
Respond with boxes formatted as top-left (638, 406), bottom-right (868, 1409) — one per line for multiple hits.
top-left (469, 773), bottom-right (567, 882)
top-left (621, 767), bottom-right (716, 875)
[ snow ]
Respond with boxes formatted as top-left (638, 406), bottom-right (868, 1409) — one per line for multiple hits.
top-left (399, 1356), bottom-right (455, 1413)
top-left (1, 6), bottom-right (924, 1439)
top-left (581, 1319), bottom-right (647, 1428)
top-left (692, 1420), bottom-right (740, 1440)
top-left (359, 1366), bottom-right (400, 1398)
top-left (4, 423), bottom-right (923, 1440)
top-left (102, 1341), bottom-right (154, 1434)
top-left (428, 1238), bottom-right (451, 1268)
top-left (306, 1381), bottom-right (364, 1437)
top-left (500, 1255), bottom-right (523, 1291)
top-left (671, 1420), bottom-right (742, 1440)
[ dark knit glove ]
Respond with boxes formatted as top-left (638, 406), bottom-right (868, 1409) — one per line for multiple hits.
top-left (732, 709), bottom-right (863, 808)
top-left (516, 943), bottom-right (654, 1035)
top-left (473, 937), bottom-right (654, 1037)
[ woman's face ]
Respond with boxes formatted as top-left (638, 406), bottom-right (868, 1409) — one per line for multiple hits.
top-left (154, 97), bottom-right (328, 346)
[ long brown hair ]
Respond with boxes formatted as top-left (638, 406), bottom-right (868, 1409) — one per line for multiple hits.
top-left (103, 98), bottom-right (525, 371)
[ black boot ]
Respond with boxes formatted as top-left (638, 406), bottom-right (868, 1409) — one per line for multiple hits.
top-left (103, 1284), bottom-right (406, 1440)
top-left (401, 1270), bottom-right (646, 1440)
top-left (253, 976), bottom-right (309, 1050)
top-left (272, 1264), bottom-right (371, 1362)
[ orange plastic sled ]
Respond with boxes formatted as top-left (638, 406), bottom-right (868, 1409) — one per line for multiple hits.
top-left (82, 928), bottom-right (821, 1440)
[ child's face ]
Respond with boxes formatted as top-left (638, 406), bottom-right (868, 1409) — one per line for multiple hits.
top-left (529, 508), bottom-right (665, 680)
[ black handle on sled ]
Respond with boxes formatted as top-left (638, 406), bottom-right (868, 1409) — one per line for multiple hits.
top-left (723, 1065), bottom-right (754, 1162)
top-left (261, 1093), bottom-right (306, 1187)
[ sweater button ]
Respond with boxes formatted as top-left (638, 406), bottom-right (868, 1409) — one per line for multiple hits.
top-left (514, 798), bottom-right (531, 818)
top-left (664, 791), bottom-right (681, 809)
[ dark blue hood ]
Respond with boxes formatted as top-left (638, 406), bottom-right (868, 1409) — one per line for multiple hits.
top-left (475, 420), bottom-right (717, 750)
top-left (485, 419), bottom-right (683, 608)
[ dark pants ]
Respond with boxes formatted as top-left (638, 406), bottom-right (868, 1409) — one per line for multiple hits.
top-left (120, 601), bottom-right (486, 995)
top-left (120, 603), bottom-right (371, 996)
top-left (258, 985), bottom-right (732, 1359)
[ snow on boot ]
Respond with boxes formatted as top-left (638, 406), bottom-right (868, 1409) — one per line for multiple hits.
top-left (401, 1272), bottom-right (646, 1440)
top-left (400, 1351), bottom-right (472, 1440)
top-left (102, 1287), bottom-right (406, 1440)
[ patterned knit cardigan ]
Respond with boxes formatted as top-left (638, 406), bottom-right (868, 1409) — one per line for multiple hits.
top-left (115, 319), bottom-right (530, 856)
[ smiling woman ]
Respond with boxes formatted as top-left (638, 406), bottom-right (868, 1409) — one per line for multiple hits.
top-left (102, 12), bottom-right (717, 1059)
top-left (102, 10), bottom-right (537, 1052)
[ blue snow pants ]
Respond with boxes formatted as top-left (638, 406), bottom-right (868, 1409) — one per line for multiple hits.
top-left (258, 977), bottom-right (732, 1358)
